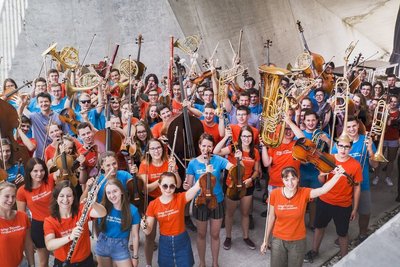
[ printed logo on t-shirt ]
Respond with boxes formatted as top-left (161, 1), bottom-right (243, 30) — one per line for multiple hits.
top-left (0, 225), bottom-right (26, 234)
top-left (276, 149), bottom-right (292, 156)
top-left (276, 204), bottom-right (298, 211)
top-left (158, 209), bottom-right (179, 218)
top-left (32, 191), bottom-right (51, 201)
top-left (106, 216), bottom-right (121, 224)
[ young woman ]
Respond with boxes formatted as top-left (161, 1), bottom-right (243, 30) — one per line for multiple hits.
top-left (260, 166), bottom-right (345, 267)
top-left (138, 138), bottom-right (181, 267)
top-left (184, 133), bottom-right (234, 267)
top-left (372, 81), bottom-right (385, 100)
top-left (17, 158), bottom-right (55, 267)
top-left (145, 103), bottom-right (161, 129)
top-left (0, 138), bottom-right (25, 185)
top-left (96, 179), bottom-right (140, 267)
top-left (213, 126), bottom-right (260, 250)
top-left (142, 172), bottom-right (201, 267)
top-left (44, 180), bottom-right (107, 267)
top-left (133, 121), bottom-right (153, 160)
top-left (0, 182), bottom-right (34, 267)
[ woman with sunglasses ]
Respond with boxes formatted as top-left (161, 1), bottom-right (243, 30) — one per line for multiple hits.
top-left (44, 180), bottom-right (106, 267)
top-left (213, 126), bottom-right (260, 250)
top-left (0, 181), bottom-right (34, 267)
top-left (142, 171), bottom-right (200, 267)
top-left (138, 138), bottom-right (180, 267)
top-left (17, 157), bottom-right (56, 267)
top-left (184, 133), bottom-right (234, 267)
top-left (260, 166), bottom-right (345, 267)
top-left (96, 179), bottom-right (140, 267)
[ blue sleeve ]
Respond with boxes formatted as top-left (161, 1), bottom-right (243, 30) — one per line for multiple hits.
top-left (187, 160), bottom-right (196, 176)
top-left (130, 205), bottom-right (140, 225)
top-left (332, 143), bottom-right (338, 154)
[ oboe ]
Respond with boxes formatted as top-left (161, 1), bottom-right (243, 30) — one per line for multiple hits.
top-left (62, 170), bottom-right (111, 267)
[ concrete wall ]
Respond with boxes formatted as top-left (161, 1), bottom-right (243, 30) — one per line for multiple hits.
top-left (1, 0), bottom-right (397, 88)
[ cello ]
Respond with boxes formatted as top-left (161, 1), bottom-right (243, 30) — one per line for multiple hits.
top-left (292, 138), bottom-right (357, 186)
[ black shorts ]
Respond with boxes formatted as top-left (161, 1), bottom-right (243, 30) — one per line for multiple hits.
top-left (314, 199), bottom-right (352, 237)
top-left (31, 219), bottom-right (46, 248)
top-left (192, 201), bottom-right (224, 221)
top-left (54, 253), bottom-right (94, 267)
top-left (245, 185), bottom-right (255, 196)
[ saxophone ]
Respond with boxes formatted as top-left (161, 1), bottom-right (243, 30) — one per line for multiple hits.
top-left (62, 170), bottom-right (112, 267)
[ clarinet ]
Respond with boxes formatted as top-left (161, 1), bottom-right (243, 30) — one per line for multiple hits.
top-left (62, 170), bottom-right (111, 267)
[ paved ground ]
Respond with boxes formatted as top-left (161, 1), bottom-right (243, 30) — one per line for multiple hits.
top-left (23, 171), bottom-right (400, 267)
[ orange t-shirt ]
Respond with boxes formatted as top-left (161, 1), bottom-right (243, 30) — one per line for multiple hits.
top-left (122, 117), bottom-right (139, 129)
top-left (202, 121), bottom-right (222, 145)
top-left (146, 192), bottom-right (187, 236)
top-left (226, 148), bottom-right (260, 187)
top-left (151, 122), bottom-right (164, 138)
top-left (320, 156), bottom-right (363, 207)
top-left (172, 99), bottom-right (183, 115)
top-left (138, 160), bottom-right (172, 199)
top-left (230, 124), bottom-right (259, 144)
top-left (140, 101), bottom-right (150, 119)
top-left (45, 139), bottom-right (83, 163)
top-left (0, 211), bottom-right (30, 267)
top-left (17, 179), bottom-right (55, 221)
top-left (270, 187), bottom-right (312, 241)
top-left (16, 138), bottom-right (37, 157)
top-left (267, 141), bottom-right (301, 187)
top-left (44, 204), bottom-right (92, 263)
top-left (77, 146), bottom-right (98, 170)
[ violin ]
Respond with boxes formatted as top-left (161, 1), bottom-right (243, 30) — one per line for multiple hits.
top-left (226, 144), bottom-right (246, 201)
top-left (59, 108), bottom-right (80, 135)
top-left (53, 139), bottom-right (78, 187)
top-left (292, 138), bottom-right (358, 186)
top-left (122, 151), bottom-right (145, 215)
top-left (190, 68), bottom-right (221, 85)
top-left (195, 153), bottom-right (217, 210)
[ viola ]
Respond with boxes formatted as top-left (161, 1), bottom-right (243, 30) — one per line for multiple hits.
top-left (292, 138), bottom-right (357, 186)
top-left (53, 139), bottom-right (78, 186)
top-left (59, 108), bottom-right (80, 135)
top-left (226, 146), bottom-right (246, 201)
top-left (122, 151), bottom-right (145, 215)
top-left (195, 153), bottom-right (217, 210)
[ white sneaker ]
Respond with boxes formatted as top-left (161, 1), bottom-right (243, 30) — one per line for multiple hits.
top-left (385, 177), bottom-right (394, 186)
top-left (372, 176), bottom-right (379, 185)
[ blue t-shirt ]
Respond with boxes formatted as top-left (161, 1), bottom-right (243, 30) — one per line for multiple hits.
top-left (6, 164), bottom-right (25, 183)
top-left (28, 97), bottom-right (40, 113)
top-left (97, 170), bottom-right (132, 202)
top-left (249, 103), bottom-right (262, 116)
top-left (98, 204), bottom-right (140, 238)
top-left (331, 134), bottom-right (376, 191)
top-left (75, 108), bottom-right (105, 130)
top-left (51, 97), bottom-right (67, 114)
top-left (186, 155), bottom-right (228, 203)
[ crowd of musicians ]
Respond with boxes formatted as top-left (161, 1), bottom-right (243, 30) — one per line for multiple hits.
top-left (0, 34), bottom-right (400, 267)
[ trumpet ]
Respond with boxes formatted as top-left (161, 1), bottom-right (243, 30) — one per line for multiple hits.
top-left (42, 43), bottom-right (79, 72)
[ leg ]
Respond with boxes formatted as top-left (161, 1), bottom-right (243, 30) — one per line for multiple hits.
top-left (240, 195), bottom-right (252, 239)
top-left (312, 227), bottom-right (325, 253)
top-left (224, 197), bottom-right (238, 238)
top-left (210, 218), bottom-right (223, 267)
top-left (359, 213), bottom-right (370, 236)
top-left (144, 220), bottom-right (157, 266)
top-left (308, 201), bottom-right (316, 228)
top-left (287, 239), bottom-right (307, 267)
top-left (97, 256), bottom-right (113, 267)
top-left (196, 220), bottom-right (208, 267)
top-left (270, 237), bottom-right (288, 267)
top-left (338, 235), bottom-right (349, 256)
top-left (36, 248), bottom-right (50, 267)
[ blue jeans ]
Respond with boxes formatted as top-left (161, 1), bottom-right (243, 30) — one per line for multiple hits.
top-left (95, 233), bottom-right (130, 261)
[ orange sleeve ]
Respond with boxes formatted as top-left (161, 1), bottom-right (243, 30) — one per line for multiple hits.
top-left (16, 187), bottom-right (26, 202)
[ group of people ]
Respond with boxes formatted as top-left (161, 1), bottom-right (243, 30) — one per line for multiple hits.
top-left (0, 45), bottom-right (399, 267)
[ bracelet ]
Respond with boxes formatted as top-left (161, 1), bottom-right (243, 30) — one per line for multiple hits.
top-left (131, 254), bottom-right (139, 259)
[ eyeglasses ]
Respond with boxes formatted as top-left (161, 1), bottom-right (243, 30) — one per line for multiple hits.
top-left (149, 94), bottom-right (158, 97)
top-left (161, 183), bottom-right (176, 190)
top-left (137, 130), bottom-right (147, 134)
top-left (149, 146), bottom-right (163, 151)
top-left (80, 100), bottom-right (91, 104)
top-left (337, 144), bottom-right (351, 150)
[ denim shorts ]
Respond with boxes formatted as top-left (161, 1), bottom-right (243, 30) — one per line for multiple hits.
top-left (95, 233), bottom-right (130, 261)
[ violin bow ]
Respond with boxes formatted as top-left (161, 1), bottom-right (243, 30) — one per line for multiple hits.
top-left (262, 194), bottom-right (271, 250)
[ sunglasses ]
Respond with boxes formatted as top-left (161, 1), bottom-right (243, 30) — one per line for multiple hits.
top-left (80, 100), bottom-right (91, 104)
top-left (161, 184), bottom-right (176, 190)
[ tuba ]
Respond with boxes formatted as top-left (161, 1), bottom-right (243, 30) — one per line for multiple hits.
top-left (259, 65), bottom-right (291, 147)
top-left (42, 43), bottom-right (79, 72)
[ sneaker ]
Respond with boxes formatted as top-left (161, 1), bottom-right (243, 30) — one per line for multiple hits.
top-left (372, 176), bottom-right (379, 185)
top-left (185, 217), bottom-right (197, 232)
top-left (358, 234), bottom-right (368, 243)
top-left (243, 238), bottom-right (256, 250)
top-left (249, 215), bottom-right (255, 230)
top-left (223, 237), bottom-right (232, 250)
top-left (385, 177), bottom-right (394, 186)
top-left (304, 250), bottom-right (318, 263)
top-left (334, 238), bottom-right (339, 247)
top-left (261, 209), bottom-right (268, 217)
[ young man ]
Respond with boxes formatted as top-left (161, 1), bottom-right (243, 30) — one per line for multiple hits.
top-left (331, 117), bottom-right (378, 242)
top-left (47, 69), bottom-right (66, 97)
top-left (77, 122), bottom-right (98, 180)
top-left (248, 88), bottom-right (262, 116)
top-left (224, 91), bottom-right (260, 129)
top-left (227, 106), bottom-right (259, 145)
top-left (386, 74), bottom-right (400, 97)
top-left (201, 103), bottom-right (224, 145)
top-left (72, 92), bottom-right (105, 130)
top-left (28, 77), bottom-right (47, 113)
top-left (151, 104), bottom-right (173, 138)
top-left (305, 136), bottom-right (362, 262)
top-left (138, 88), bottom-right (159, 119)
top-left (15, 115), bottom-right (37, 157)
top-left (49, 83), bottom-right (69, 114)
